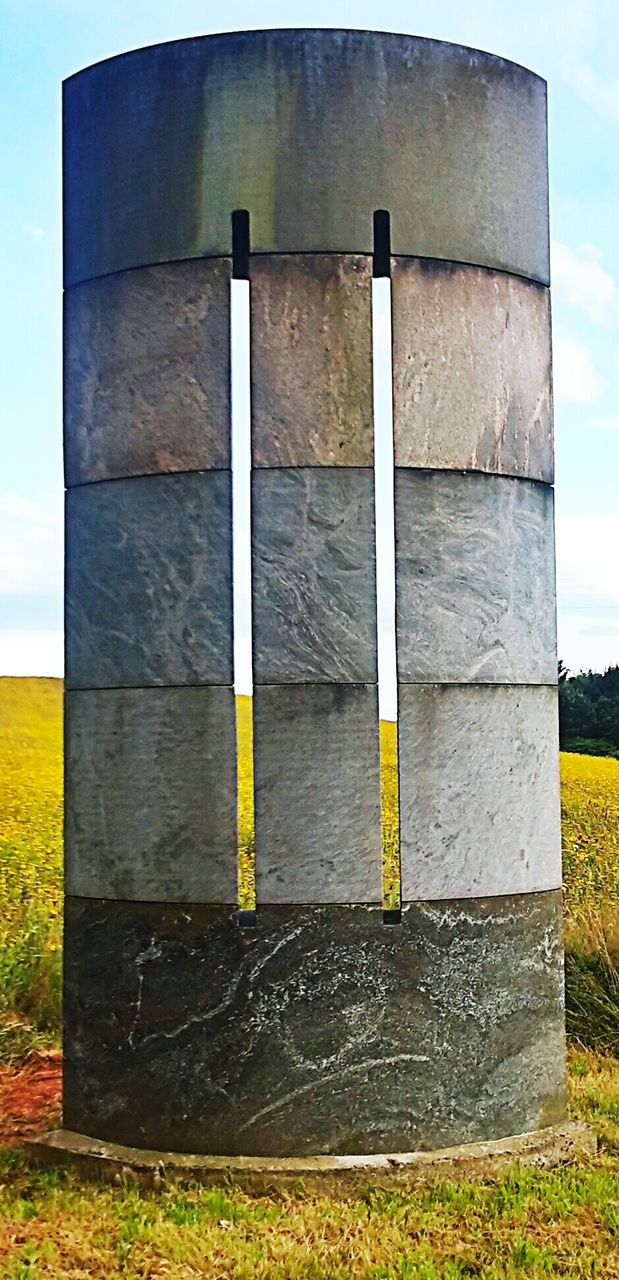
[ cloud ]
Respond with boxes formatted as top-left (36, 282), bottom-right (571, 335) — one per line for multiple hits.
top-left (586, 416), bottom-right (619, 429)
top-left (556, 512), bottom-right (619, 672)
top-left (0, 629), bottom-right (62, 678)
top-left (572, 64), bottom-right (619, 122)
top-left (0, 492), bottom-right (63, 597)
top-left (551, 241), bottom-right (619, 327)
top-left (556, 513), bottom-right (619, 611)
top-left (553, 336), bottom-right (605, 403)
top-left (23, 223), bottom-right (46, 239)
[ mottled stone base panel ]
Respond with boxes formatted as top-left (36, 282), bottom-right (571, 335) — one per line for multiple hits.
top-left (63, 893), bottom-right (566, 1157)
top-left (65, 472), bottom-right (233, 689)
top-left (65, 686), bottom-right (237, 903)
top-left (391, 259), bottom-right (553, 481)
top-left (250, 255), bottom-right (374, 468)
top-left (252, 468), bottom-right (377, 683)
top-left (28, 1121), bottom-right (595, 1193)
top-left (398, 684), bottom-right (562, 901)
top-left (64, 258), bottom-right (232, 486)
top-left (253, 684), bottom-right (382, 904)
top-left (395, 470), bottom-right (557, 684)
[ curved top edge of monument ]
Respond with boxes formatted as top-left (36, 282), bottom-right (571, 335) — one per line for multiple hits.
top-left (63, 26), bottom-right (550, 286)
top-left (63, 27), bottom-right (546, 87)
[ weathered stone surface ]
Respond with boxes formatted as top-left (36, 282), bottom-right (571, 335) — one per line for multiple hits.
top-left (392, 260), bottom-right (553, 482)
top-left (63, 893), bottom-right (566, 1156)
top-left (251, 255), bottom-right (374, 467)
top-left (65, 686), bottom-right (237, 903)
top-left (64, 259), bottom-right (231, 486)
top-left (395, 471), bottom-right (557, 685)
top-left (65, 472), bottom-right (233, 689)
top-left (254, 684), bottom-right (382, 904)
top-left (64, 30), bottom-right (549, 286)
top-left (29, 1121), bottom-right (596, 1191)
top-left (398, 684), bottom-right (562, 901)
top-left (252, 468), bottom-right (377, 683)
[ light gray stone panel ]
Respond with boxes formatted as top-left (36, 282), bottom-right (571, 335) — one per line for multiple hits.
top-left (64, 259), bottom-right (231, 486)
top-left (63, 891), bottom-right (566, 1155)
top-left (65, 686), bottom-right (237, 903)
top-left (64, 31), bottom-right (548, 286)
top-left (254, 684), bottom-right (382, 904)
top-left (65, 472), bottom-right (233, 689)
top-left (392, 260), bottom-right (553, 482)
top-left (395, 471), bottom-right (557, 684)
top-left (398, 684), bottom-right (562, 901)
top-left (252, 468), bottom-right (377, 684)
top-left (251, 255), bottom-right (374, 467)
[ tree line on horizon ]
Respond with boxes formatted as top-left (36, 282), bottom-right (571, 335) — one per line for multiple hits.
top-left (559, 662), bottom-right (619, 759)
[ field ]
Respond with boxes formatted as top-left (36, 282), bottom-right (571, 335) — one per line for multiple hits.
top-left (1, 676), bottom-right (619, 1278)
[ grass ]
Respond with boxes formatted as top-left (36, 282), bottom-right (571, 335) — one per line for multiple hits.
top-left (0, 1049), bottom-right (618, 1278)
top-left (1, 677), bottom-right (619, 1275)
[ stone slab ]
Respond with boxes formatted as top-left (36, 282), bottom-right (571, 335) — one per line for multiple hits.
top-left (65, 472), bottom-right (233, 689)
top-left (252, 468), bottom-right (377, 683)
top-left (250, 255), bottom-right (374, 467)
top-left (395, 471), bottom-right (557, 684)
top-left (253, 684), bottom-right (382, 904)
top-left (64, 259), bottom-right (231, 486)
top-left (64, 30), bottom-right (549, 285)
top-left (27, 1121), bottom-right (595, 1192)
top-left (62, 892), bottom-right (566, 1156)
top-left (392, 260), bottom-right (553, 482)
top-left (65, 686), bottom-right (237, 903)
top-left (398, 684), bottom-right (562, 901)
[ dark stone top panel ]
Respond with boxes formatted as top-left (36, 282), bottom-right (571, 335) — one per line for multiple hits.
top-left (64, 259), bottom-right (231, 486)
top-left (251, 255), bottom-right (374, 467)
top-left (64, 30), bottom-right (549, 285)
top-left (65, 472), bottom-right (233, 689)
top-left (63, 893), bottom-right (566, 1157)
top-left (392, 260), bottom-right (553, 482)
top-left (65, 686), bottom-right (238, 903)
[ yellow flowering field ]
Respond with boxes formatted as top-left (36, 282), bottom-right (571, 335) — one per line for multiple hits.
top-left (1, 678), bottom-right (618, 1059)
top-left (561, 752), bottom-right (619, 918)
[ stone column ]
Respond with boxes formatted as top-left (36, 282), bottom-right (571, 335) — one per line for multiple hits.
top-left (61, 30), bottom-right (566, 1157)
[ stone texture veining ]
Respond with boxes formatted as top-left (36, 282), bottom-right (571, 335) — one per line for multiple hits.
top-left (63, 894), bottom-right (566, 1157)
top-left (395, 470), bottom-right (557, 684)
top-left (392, 260), bottom-right (553, 481)
top-left (65, 686), bottom-right (238, 903)
top-left (64, 259), bottom-right (231, 486)
top-left (254, 684), bottom-right (382, 904)
top-left (251, 255), bottom-right (374, 467)
top-left (252, 468), bottom-right (377, 683)
top-left (65, 472), bottom-right (233, 689)
top-left (398, 684), bottom-right (563, 901)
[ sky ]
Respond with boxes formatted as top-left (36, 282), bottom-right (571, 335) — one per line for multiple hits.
top-left (1, 0), bottom-right (619, 706)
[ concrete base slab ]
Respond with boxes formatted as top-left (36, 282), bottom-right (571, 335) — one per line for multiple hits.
top-left (26, 1122), bottom-right (596, 1194)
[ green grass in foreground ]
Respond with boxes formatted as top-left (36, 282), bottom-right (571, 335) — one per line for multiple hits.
top-left (0, 1050), bottom-right (617, 1279)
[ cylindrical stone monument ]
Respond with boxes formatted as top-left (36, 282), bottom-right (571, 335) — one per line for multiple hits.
top-left (60, 30), bottom-right (566, 1160)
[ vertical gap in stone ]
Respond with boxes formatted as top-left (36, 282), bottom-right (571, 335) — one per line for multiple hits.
top-left (372, 216), bottom-right (401, 920)
top-left (231, 211), bottom-right (255, 918)
top-left (232, 209), bottom-right (250, 281)
top-left (373, 209), bottom-right (391, 280)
